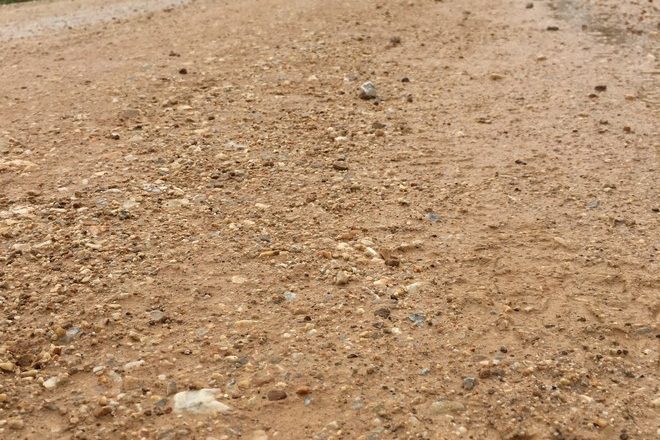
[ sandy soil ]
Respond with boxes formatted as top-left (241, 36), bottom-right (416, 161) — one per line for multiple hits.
top-left (0, 0), bottom-right (658, 439)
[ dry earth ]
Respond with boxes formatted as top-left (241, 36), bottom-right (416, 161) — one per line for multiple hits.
top-left (0, 0), bottom-right (658, 439)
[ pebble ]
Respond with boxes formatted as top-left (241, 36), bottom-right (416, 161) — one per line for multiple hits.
top-left (406, 282), bottom-right (424, 295)
top-left (0, 362), bottom-right (15, 372)
top-left (425, 212), bottom-right (440, 223)
top-left (595, 85), bottom-right (607, 92)
top-left (172, 389), bottom-right (232, 414)
top-left (579, 394), bottom-right (594, 404)
top-left (267, 390), bottom-right (287, 401)
top-left (43, 376), bottom-right (59, 390)
top-left (374, 308), bottom-right (391, 319)
top-left (93, 406), bottom-right (113, 418)
top-left (165, 199), bottom-right (193, 212)
top-left (332, 161), bottom-right (349, 171)
top-left (123, 360), bottom-right (145, 371)
top-left (8, 417), bottom-right (24, 430)
top-left (384, 256), bottom-right (400, 267)
top-left (234, 320), bottom-right (259, 330)
top-left (335, 270), bottom-right (350, 286)
top-left (359, 81), bottom-right (378, 100)
top-left (60, 327), bottom-right (81, 343)
top-left (295, 386), bottom-right (312, 396)
top-left (408, 313), bottom-right (425, 326)
top-left (251, 371), bottom-right (274, 387)
top-left (231, 275), bottom-right (248, 284)
top-left (462, 377), bottom-right (477, 391)
top-left (149, 309), bottom-right (166, 323)
top-left (284, 291), bottom-right (297, 301)
top-left (251, 430), bottom-right (268, 440)
top-left (430, 400), bottom-right (466, 415)
top-left (167, 381), bottom-right (178, 396)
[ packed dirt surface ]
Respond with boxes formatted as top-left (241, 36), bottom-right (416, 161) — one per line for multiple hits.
top-left (0, 0), bottom-right (658, 439)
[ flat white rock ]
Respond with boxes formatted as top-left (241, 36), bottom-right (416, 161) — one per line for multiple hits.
top-left (172, 389), bottom-right (232, 415)
top-left (43, 377), bottom-right (59, 390)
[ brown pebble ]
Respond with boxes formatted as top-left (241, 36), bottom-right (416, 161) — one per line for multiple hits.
top-left (295, 386), bottom-right (312, 396)
top-left (267, 390), bottom-right (287, 401)
top-left (374, 308), bottom-right (391, 319)
top-left (8, 417), bottom-right (24, 430)
top-left (94, 406), bottom-right (113, 418)
top-left (385, 257), bottom-right (400, 267)
top-left (332, 161), bottom-right (349, 171)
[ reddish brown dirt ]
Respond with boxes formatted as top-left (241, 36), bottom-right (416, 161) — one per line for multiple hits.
top-left (0, 0), bottom-right (658, 439)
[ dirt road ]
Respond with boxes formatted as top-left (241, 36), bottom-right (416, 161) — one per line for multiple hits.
top-left (0, 0), bottom-right (658, 439)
